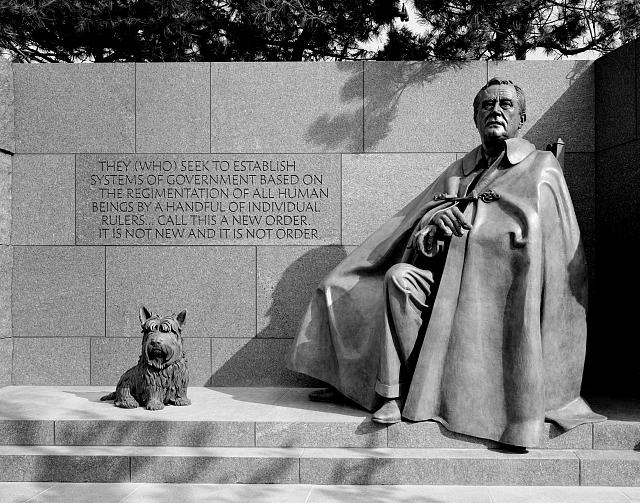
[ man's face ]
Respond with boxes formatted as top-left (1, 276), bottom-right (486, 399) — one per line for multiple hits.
top-left (474, 84), bottom-right (524, 144)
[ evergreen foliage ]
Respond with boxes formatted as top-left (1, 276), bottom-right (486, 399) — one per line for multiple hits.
top-left (0, 0), bottom-right (638, 62)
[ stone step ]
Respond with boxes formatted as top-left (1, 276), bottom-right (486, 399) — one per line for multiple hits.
top-left (1, 387), bottom-right (637, 450)
top-left (0, 445), bottom-right (639, 486)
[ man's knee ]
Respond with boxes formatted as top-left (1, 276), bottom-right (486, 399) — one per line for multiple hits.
top-left (385, 263), bottom-right (414, 285)
top-left (385, 263), bottom-right (434, 295)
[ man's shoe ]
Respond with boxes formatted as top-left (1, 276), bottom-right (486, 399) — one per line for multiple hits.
top-left (308, 387), bottom-right (342, 403)
top-left (372, 399), bottom-right (402, 424)
top-left (495, 443), bottom-right (528, 454)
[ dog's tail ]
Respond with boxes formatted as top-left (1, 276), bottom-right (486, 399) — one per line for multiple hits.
top-left (100, 391), bottom-right (116, 401)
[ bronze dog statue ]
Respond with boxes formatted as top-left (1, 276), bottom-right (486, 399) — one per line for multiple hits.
top-left (101, 307), bottom-right (191, 410)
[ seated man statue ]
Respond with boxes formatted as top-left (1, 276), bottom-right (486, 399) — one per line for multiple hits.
top-left (288, 77), bottom-right (605, 448)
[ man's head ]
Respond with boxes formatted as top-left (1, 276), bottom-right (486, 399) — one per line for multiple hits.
top-left (473, 78), bottom-right (526, 150)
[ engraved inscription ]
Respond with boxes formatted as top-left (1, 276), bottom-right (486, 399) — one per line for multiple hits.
top-left (76, 154), bottom-right (340, 244)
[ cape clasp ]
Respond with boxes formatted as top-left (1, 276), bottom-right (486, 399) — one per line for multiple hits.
top-left (433, 190), bottom-right (500, 204)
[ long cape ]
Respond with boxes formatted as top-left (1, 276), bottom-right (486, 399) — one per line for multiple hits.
top-left (289, 138), bottom-right (604, 447)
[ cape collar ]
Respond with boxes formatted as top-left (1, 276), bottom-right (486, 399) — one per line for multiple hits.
top-left (461, 138), bottom-right (536, 176)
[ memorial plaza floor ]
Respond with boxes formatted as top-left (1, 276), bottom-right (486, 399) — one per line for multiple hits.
top-left (3, 482), bottom-right (640, 502)
top-left (0, 387), bottom-right (638, 502)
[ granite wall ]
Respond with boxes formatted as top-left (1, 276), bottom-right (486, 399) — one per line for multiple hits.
top-left (0, 58), bottom-right (13, 387)
top-left (7, 59), bottom-right (599, 387)
top-left (589, 39), bottom-right (640, 393)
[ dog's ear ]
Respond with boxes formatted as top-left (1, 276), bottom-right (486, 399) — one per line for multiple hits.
top-left (139, 306), bottom-right (152, 325)
top-left (176, 310), bottom-right (187, 328)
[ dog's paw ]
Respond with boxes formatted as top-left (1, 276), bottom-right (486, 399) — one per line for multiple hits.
top-left (173, 397), bottom-right (191, 406)
top-left (115, 399), bottom-right (138, 409)
top-left (146, 400), bottom-right (165, 410)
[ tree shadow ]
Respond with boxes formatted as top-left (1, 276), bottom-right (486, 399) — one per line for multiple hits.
top-left (305, 61), bottom-right (468, 152)
top-left (304, 62), bottom-right (364, 152)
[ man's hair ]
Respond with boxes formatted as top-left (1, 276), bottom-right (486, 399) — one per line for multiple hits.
top-left (473, 77), bottom-right (526, 117)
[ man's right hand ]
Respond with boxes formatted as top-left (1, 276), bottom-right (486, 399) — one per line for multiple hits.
top-left (432, 206), bottom-right (472, 237)
top-left (412, 205), bottom-right (472, 256)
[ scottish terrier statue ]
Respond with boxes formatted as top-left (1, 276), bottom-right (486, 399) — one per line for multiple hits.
top-left (101, 307), bottom-right (191, 410)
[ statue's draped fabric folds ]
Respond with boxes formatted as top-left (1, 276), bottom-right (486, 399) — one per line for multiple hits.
top-left (289, 138), bottom-right (604, 447)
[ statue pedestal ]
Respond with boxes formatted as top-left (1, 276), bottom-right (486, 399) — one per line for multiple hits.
top-left (0, 386), bottom-right (637, 485)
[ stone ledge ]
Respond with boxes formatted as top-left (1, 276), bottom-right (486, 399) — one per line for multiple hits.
top-left (300, 447), bottom-right (580, 486)
top-left (0, 442), bottom-right (639, 486)
top-left (0, 445), bottom-right (582, 485)
top-left (578, 450), bottom-right (640, 486)
top-left (0, 387), bottom-right (635, 450)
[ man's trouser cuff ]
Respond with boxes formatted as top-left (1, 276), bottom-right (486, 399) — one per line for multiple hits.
top-left (375, 380), bottom-right (405, 399)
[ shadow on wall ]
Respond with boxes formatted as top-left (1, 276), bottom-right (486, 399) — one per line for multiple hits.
top-left (305, 61), bottom-right (467, 152)
top-left (304, 60), bottom-right (593, 154)
top-left (207, 246), bottom-right (348, 387)
top-left (521, 60), bottom-right (594, 151)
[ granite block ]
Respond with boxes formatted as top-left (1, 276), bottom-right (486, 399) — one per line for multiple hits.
top-left (593, 420), bottom-right (640, 450)
top-left (14, 63), bottom-right (135, 153)
top-left (563, 153), bottom-right (595, 247)
top-left (90, 337), bottom-right (138, 386)
top-left (0, 246), bottom-right (11, 339)
top-left (637, 37), bottom-right (640, 142)
top-left (12, 338), bottom-right (90, 385)
top-left (0, 452), bottom-right (129, 482)
top-left (578, 450), bottom-right (640, 486)
top-left (131, 452), bottom-right (300, 483)
top-left (181, 338), bottom-right (211, 386)
top-left (12, 246), bottom-right (105, 338)
top-left (388, 421), bottom-right (589, 450)
top-left (342, 153), bottom-right (456, 245)
top-left (595, 140), bottom-right (640, 237)
top-left (106, 246), bottom-right (254, 339)
top-left (256, 421), bottom-right (387, 448)
top-left (212, 62), bottom-right (363, 153)
top-left (595, 43), bottom-right (636, 150)
top-left (593, 140), bottom-right (640, 383)
top-left (489, 60), bottom-right (595, 152)
top-left (56, 420), bottom-right (253, 447)
top-left (299, 448), bottom-right (578, 485)
top-left (364, 61), bottom-right (485, 153)
top-left (0, 338), bottom-right (11, 386)
top-left (90, 337), bottom-right (211, 387)
top-left (11, 155), bottom-right (75, 245)
top-left (136, 63), bottom-right (210, 153)
top-left (0, 59), bottom-right (14, 154)
top-left (257, 246), bottom-right (349, 338)
top-left (544, 423), bottom-right (593, 450)
top-left (209, 338), bottom-right (318, 386)
top-left (75, 153), bottom-right (341, 245)
top-left (0, 154), bottom-right (10, 244)
top-left (387, 421), bottom-right (502, 449)
top-left (0, 420), bottom-right (53, 445)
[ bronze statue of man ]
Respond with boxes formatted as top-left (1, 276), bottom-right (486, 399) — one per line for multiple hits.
top-left (288, 77), bottom-right (604, 448)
